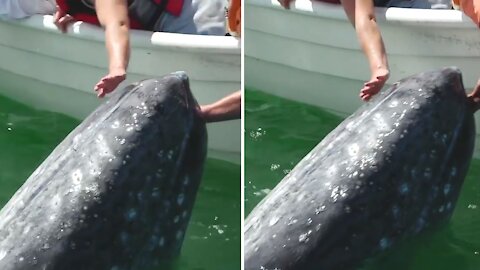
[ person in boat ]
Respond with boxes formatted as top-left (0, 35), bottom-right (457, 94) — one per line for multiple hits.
top-left (199, 90), bottom-right (241, 122)
top-left (278, 0), bottom-right (389, 101)
top-left (0, 0), bottom-right (56, 19)
top-left (54, 0), bottom-right (228, 98)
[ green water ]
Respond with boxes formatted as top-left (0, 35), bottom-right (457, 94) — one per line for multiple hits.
top-left (0, 94), bottom-right (240, 270)
top-left (245, 89), bottom-right (480, 270)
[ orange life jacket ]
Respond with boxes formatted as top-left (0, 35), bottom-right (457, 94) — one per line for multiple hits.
top-left (56, 0), bottom-right (184, 30)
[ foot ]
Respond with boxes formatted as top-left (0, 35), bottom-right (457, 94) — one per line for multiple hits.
top-left (94, 69), bottom-right (126, 98)
top-left (360, 68), bottom-right (390, 101)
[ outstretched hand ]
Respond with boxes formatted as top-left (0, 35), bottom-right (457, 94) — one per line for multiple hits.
top-left (94, 70), bottom-right (126, 98)
top-left (360, 69), bottom-right (390, 101)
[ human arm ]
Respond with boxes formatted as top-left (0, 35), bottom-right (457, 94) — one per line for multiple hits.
top-left (341, 0), bottom-right (389, 100)
top-left (93, 0), bottom-right (130, 98)
top-left (199, 91), bottom-right (242, 123)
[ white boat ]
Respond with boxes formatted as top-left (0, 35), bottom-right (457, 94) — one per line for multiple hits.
top-left (246, 0), bottom-right (480, 156)
top-left (0, 14), bottom-right (241, 163)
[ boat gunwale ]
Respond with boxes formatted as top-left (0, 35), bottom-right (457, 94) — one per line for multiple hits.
top-left (247, 0), bottom-right (477, 28)
top-left (0, 15), bottom-right (241, 54)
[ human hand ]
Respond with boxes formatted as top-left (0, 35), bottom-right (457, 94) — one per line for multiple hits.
top-left (468, 79), bottom-right (480, 112)
top-left (53, 5), bottom-right (75, 33)
top-left (360, 69), bottom-right (389, 101)
top-left (94, 69), bottom-right (126, 98)
top-left (278, 0), bottom-right (294, 9)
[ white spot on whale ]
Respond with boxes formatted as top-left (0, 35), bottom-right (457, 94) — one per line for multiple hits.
top-left (443, 184), bottom-right (451, 195)
top-left (299, 230), bottom-right (312, 243)
top-left (177, 194), bottom-right (185, 205)
top-left (176, 230), bottom-right (183, 240)
top-left (389, 100), bottom-right (399, 108)
top-left (111, 121), bottom-right (120, 129)
top-left (315, 205), bottom-right (326, 215)
top-left (159, 237), bottom-right (165, 247)
top-left (348, 144), bottom-right (360, 157)
top-left (269, 217), bottom-right (279, 226)
top-left (72, 170), bottom-right (83, 184)
top-left (379, 238), bottom-right (390, 250)
top-left (126, 209), bottom-right (137, 221)
top-left (399, 183), bottom-right (409, 194)
top-left (451, 167), bottom-right (457, 177)
top-left (0, 250), bottom-right (6, 261)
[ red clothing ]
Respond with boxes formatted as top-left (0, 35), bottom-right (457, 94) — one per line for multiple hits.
top-left (56, 0), bottom-right (183, 30)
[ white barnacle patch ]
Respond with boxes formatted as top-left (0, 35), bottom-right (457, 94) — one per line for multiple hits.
top-left (438, 205), bottom-right (445, 213)
top-left (176, 230), bottom-right (183, 240)
top-left (451, 167), bottom-right (457, 177)
top-left (173, 216), bottom-right (180, 223)
top-left (72, 169), bottom-right (83, 185)
top-left (151, 188), bottom-right (160, 198)
top-left (159, 237), bottom-right (165, 247)
top-left (379, 238), bottom-right (391, 250)
top-left (50, 194), bottom-right (62, 210)
top-left (120, 232), bottom-right (129, 244)
top-left (373, 113), bottom-right (390, 132)
top-left (0, 250), bottom-right (6, 261)
top-left (95, 134), bottom-right (114, 158)
top-left (287, 218), bottom-right (298, 226)
top-left (168, 150), bottom-right (174, 160)
top-left (85, 183), bottom-right (100, 196)
top-left (111, 121), bottom-right (120, 129)
top-left (315, 205), bottom-right (326, 215)
top-left (331, 186), bottom-right (341, 202)
top-left (177, 194), bottom-right (185, 206)
top-left (347, 143), bottom-right (360, 157)
top-left (424, 168), bottom-right (432, 179)
top-left (269, 216), bottom-right (280, 227)
top-left (298, 230), bottom-right (312, 243)
top-left (125, 208), bottom-right (137, 221)
top-left (392, 205), bottom-right (400, 218)
top-left (399, 183), bottom-right (409, 195)
top-left (389, 100), bottom-right (399, 108)
top-left (443, 184), bottom-right (451, 196)
top-left (23, 225), bottom-right (32, 235)
top-left (183, 176), bottom-right (190, 186)
top-left (306, 218), bottom-right (313, 225)
top-left (447, 202), bottom-right (453, 210)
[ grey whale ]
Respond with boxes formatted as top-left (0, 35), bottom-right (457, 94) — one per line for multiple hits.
top-left (245, 67), bottom-right (476, 270)
top-left (0, 72), bottom-right (207, 269)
